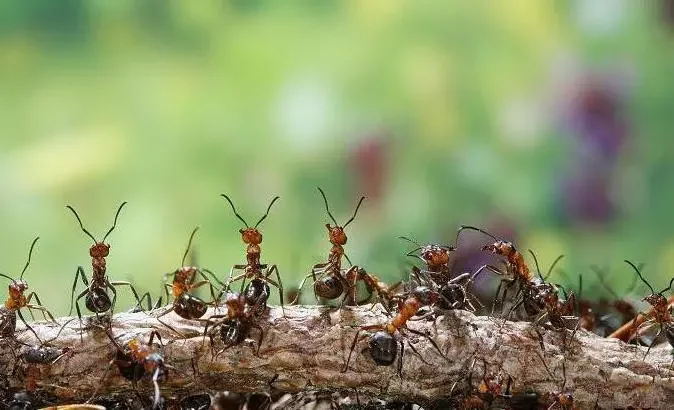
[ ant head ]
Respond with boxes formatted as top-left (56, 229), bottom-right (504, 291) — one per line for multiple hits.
top-left (240, 227), bottom-right (263, 245)
top-left (175, 266), bottom-right (197, 281)
top-left (8, 280), bottom-right (28, 297)
top-left (644, 293), bottom-right (667, 308)
top-left (89, 243), bottom-right (110, 258)
top-left (481, 240), bottom-right (513, 255)
top-left (326, 224), bottom-right (347, 245)
top-left (421, 244), bottom-right (452, 267)
top-left (412, 286), bottom-right (439, 305)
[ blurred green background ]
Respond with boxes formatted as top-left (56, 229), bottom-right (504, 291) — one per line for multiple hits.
top-left (2, 1), bottom-right (674, 314)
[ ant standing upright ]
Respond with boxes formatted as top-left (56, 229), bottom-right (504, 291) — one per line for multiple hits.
top-left (293, 187), bottom-right (365, 305)
top-left (66, 202), bottom-right (144, 326)
top-left (220, 194), bottom-right (284, 316)
top-left (0, 237), bottom-right (56, 343)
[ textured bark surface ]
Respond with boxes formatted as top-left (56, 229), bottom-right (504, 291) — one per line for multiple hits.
top-left (1, 305), bottom-right (674, 408)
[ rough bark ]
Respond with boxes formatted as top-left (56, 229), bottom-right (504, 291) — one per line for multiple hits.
top-left (1, 305), bottom-right (674, 408)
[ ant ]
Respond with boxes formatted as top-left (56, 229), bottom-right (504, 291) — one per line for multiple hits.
top-left (0, 237), bottom-right (56, 343)
top-left (623, 260), bottom-right (674, 358)
top-left (93, 328), bottom-right (170, 409)
top-left (293, 187), bottom-right (365, 305)
top-left (66, 202), bottom-right (145, 326)
top-left (201, 291), bottom-right (264, 358)
top-left (345, 267), bottom-right (402, 312)
top-left (342, 285), bottom-right (446, 374)
top-left (409, 265), bottom-right (484, 313)
top-left (220, 194), bottom-right (284, 316)
top-left (153, 227), bottom-right (219, 335)
top-left (456, 226), bottom-right (564, 321)
top-left (399, 236), bottom-right (455, 284)
top-left (13, 318), bottom-right (76, 392)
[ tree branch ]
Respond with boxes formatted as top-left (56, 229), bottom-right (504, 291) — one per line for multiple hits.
top-left (2, 305), bottom-right (674, 408)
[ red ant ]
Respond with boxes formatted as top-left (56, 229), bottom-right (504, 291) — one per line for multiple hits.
top-left (293, 187), bottom-right (365, 305)
top-left (66, 202), bottom-right (145, 325)
top-left (345, 267), bottom-right (402, 312)
top-left (456, 226), bottom-right (564, 321)
top-left (342, 285), bottom-right (446, 374)
top-left (623, 260), bottom-right (674, 358)
top-left (152, 227), bottom-right (219, 335)
top-left (93, 329), bottom-right (170, 409)
top-left (0, 237), bottom-right (56, 343)
top-left (399, 236), bottom-right (455, 284)
top-left (201, 291), bottom-right (264, 358)
top-left (220, 194), bottom-right (284, 316)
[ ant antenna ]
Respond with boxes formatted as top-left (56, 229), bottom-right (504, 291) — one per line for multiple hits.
top-left (624, 260), bottom-right (655, 295)
top-left (457, 225), bottom-right (500, 242)
top-left (658, 276), bottom-right (674, 295)
top-left (545, 255), bottom-right (565, 281)
top-left (625, 263), bottom-right (643, 293)
top-left (181, 227), bottom-right (199, 267)
top-left (0, 272), bottom-right (16, 284)
top-left (254, 196), bottom-right (280, 228)
top-left (398, 236), bottom-right (422, 248)
top-left (221, 194), bottom-right (250, 228)
top-left (528, 250), bottom-right (544, 281)
top-left (19, 236), bottom-right (39, 280)
top-left (66, 205), bottom-right (98, 244)
top-left (317, 187), bottom-right (339, 227)
top-left (343, 196), bottom-right (365, 228)
top-left (102, 202), bottom-right (127, 243)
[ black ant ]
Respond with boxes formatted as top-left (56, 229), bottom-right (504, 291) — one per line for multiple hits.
top-left (153, 227), bottom-right (219, 335)
top-left (201, 291), bottom-right (264, 358)
top-left (293, 187), bottom-right (365, 305)
top-left (220, 194), bottom-right (283, 316)
top-left (399, 236), bottom-right (455, 284)
top-left (623, 260), bottom-right (674, 358)
top-left (410, 265), bottom-right (483, 312)
top-left (66, 202), bottom-right (145, 326)
top-left (342, 285), bottom-right (446, 374)
top-left (93, 328), bottom-right (170, 409)
top-left (0, 237), bottom-right (55, 343)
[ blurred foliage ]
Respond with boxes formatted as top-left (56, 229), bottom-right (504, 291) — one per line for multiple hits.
top-left (1, 1), bottom-right (674, 314)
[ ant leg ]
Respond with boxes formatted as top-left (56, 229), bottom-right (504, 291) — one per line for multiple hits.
top-left (148, 330), bottom-right (164, 348)
top-left (225, 265), bottom-right (248, 293)
top-left (156, 307), bottom-right (185, 338)
top-left (131, 292), bottom-right (154, 313)
top-left (342, 330), bottom-right (368, 373)
top-left (644, 326), bottom-right (663, 360)
top-left (403, 327), bottom-right (447, 363)
top-left (196, 270), bottom-right (219, 304)
top-left (163, 283), bottom-right (172, 307)
top-left (24, 292), bottom-right (55, 323)
top-left (17, 309), bottom-right (42, 344)
top-left (201, 268), bottom-right (226, 289)
top-left (251, 323), bottom-right (265, 356)
top-left (291, 271), bottom-right (321, 305)
top-left (73, 289), bottom-right (89, 336)
top-left (109, 280), bottom-right (144, 313)
top-left (24, 305), bottom-right (56, 326)
top-left (397, 337), bottom-right (405, 377)
top-left (69, 266), bottom-right (89, 316)
top-left (267, 265), bottom-right (285, 315)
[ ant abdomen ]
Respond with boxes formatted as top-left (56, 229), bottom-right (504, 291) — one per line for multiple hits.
top-left (174, 294), bottom-right (208, 319)
top-left (314, 276), bottom-right (343, 300)
top-left (368, 331), bottom-right (397, 366)
top-left (116, 350), bottom-right (145, 382)
top-left (244, 278), bottom-right (270, 311)
top-left (220, 318), bottom-right (247, 346)
top-left (85, 289), bottom-right (112, 313)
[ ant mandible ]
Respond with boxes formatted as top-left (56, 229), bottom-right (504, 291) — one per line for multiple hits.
top-left (623, 260), bottom-right (674, 358)
top-left (293, 187), bottom-right (365, 304)
top-left (342, 285), bottom-right (446, 374)
top-left (154, 227), bottom-right (219, 335)
top-left (220, 194), bottom-right (284, 316)
top-left (66, 202), bottom-right (145, 326)
top-left (201, 291), bottom-right (264, 358)
top-left (0, 237), bottom-right (56, 343)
